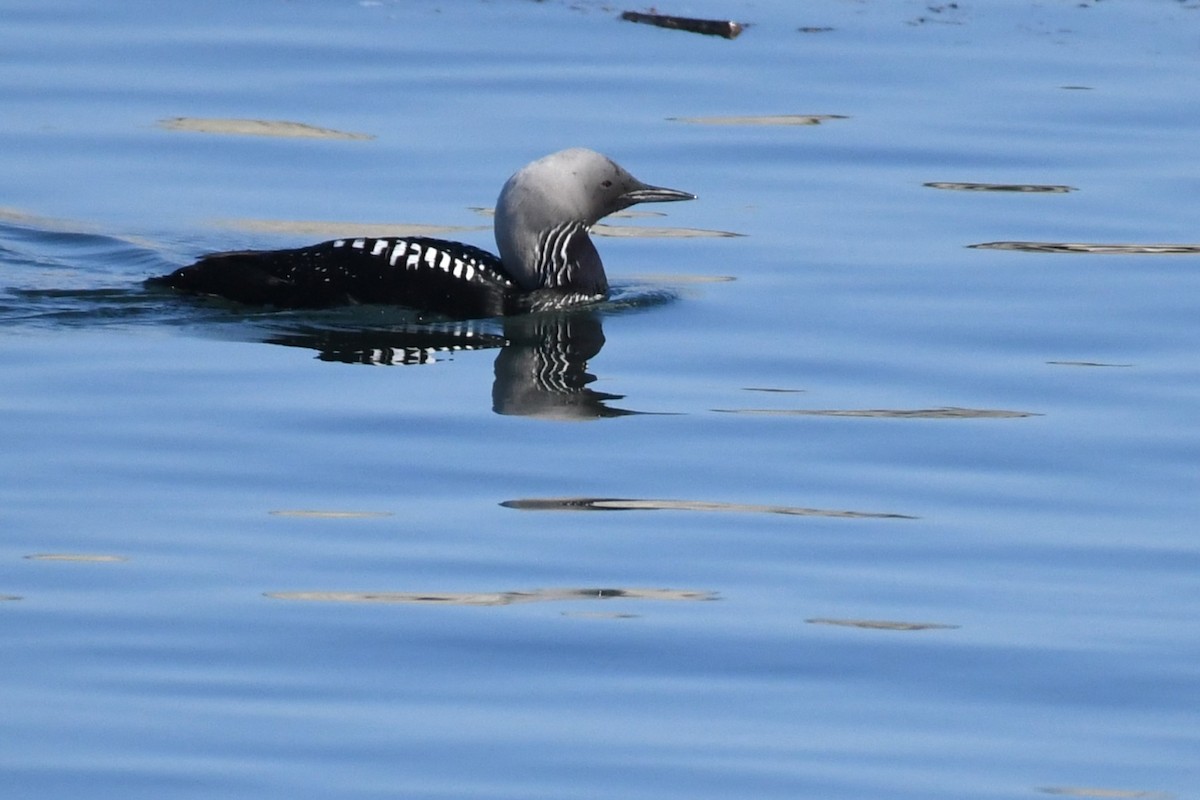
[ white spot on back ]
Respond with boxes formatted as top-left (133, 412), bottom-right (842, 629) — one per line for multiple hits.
top-left (351, 238), bottom-right (366, 249)
top-left (371, 240), bottom-right (388, 256)
top-left (389, 240), bottom-right (409, 266)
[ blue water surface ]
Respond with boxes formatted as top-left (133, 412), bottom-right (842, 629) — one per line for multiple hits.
top-left (2, 1), bottom-right (1198, 798)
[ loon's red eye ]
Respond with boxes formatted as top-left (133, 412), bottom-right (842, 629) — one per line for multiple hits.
top-left (601, 180), bottom-right (613, 188)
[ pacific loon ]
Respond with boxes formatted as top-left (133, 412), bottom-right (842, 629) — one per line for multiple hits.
top-left (147, 148), bottom-right (695, 319)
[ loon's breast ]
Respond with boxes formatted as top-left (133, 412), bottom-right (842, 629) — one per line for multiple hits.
top-left (149, 236), bottom-right (523, 319)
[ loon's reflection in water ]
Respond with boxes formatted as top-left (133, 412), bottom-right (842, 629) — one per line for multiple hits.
top-left (263, 321), bottom-right (507, 367)
top-left (491, 312), bottom-right (635, 419)
top-left (264, 309), bottom-right (637, 419)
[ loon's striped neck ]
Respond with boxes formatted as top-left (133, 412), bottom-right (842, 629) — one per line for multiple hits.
top-left (533, 221), bottom-right (605, 296)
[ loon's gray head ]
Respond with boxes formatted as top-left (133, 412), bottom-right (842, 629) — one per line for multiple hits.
top-left (494, 148), bottom-right (695, 295)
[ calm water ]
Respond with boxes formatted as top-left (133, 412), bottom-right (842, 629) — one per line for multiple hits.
top-left (2, 1), bottom-right (1198, 798)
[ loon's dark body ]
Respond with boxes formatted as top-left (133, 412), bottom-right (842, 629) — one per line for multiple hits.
top-left (148, 236), bottom-right (528, 319)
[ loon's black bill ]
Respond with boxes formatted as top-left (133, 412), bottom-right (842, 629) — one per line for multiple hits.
top-left (623, 184), bottom-right (697, 204)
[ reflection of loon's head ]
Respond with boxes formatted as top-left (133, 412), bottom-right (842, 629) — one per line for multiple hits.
top-left (494, 148), bottom-right (695, 294)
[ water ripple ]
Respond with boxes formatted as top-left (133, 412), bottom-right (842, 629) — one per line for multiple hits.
top-left (501, 497), bottom-right (916, 519)
top-left (266, 587), bottom-right (718, 606)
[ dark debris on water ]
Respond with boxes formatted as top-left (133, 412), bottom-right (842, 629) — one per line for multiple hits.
top-left (620, 10), bottom-right (745, 39)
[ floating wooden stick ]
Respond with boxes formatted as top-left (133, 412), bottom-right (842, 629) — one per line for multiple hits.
top-left (621, 11), bottom-right (744, 39)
